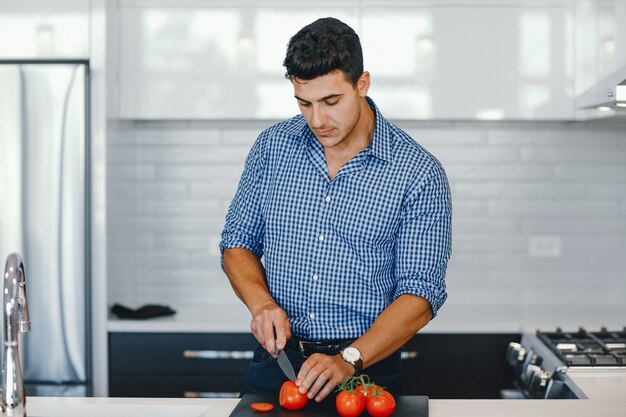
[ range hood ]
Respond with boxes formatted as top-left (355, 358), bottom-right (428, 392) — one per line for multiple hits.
top-left (576, 67), bottom-right (626, 111)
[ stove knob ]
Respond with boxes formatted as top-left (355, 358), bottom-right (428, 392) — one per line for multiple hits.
top-left (528, 369), bottom-right (551, 399)
top-left (523, 363), bottom-right (541, 385)
top-left (506, 342), bottom-right (527, 366)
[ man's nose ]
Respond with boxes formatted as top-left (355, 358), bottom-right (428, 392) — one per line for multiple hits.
top-left (310, 106), bottom-right (327, 128)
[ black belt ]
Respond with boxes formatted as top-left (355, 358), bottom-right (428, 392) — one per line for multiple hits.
top-left (286, 336), bottom-right (355, 358)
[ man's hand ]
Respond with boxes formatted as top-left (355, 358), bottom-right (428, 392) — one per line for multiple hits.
top-left (295, 353), bottom-right (355, 402)
top-left (250, 301), bottom-right (291, 357)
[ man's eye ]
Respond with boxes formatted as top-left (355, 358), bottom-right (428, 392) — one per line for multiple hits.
top-left (326, 101), bottom-right (339, 106)
top-left (298, 101), bottom-right (311, 107)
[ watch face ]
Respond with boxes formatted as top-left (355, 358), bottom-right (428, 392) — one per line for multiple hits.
top-left (343, 347), bottom-right (360, 362)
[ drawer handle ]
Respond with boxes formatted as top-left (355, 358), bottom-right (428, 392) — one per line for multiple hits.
top-left (401, 351), bottom-right (418, 360)
top-left (185, 391), bottom-right (240, 398)
top-left (185, 350), bottom-right (416, 360)
top-left (183, 350), bottom-right (254, 359)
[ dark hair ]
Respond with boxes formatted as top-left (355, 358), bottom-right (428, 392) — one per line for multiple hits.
top-left (283, 17), bottom-right (363, 86)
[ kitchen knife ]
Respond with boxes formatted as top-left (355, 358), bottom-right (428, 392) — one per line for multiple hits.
top-left (277, 349), bottom-right (296, 381)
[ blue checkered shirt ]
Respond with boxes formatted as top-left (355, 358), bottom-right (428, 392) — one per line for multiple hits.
top-left (220, 98), bottom-right (451, 340)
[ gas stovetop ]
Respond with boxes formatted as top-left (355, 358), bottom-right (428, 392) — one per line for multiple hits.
top-left (536, 327), bottom-right (626, 367)
top-left (507, 327), bottom-right (626, 399)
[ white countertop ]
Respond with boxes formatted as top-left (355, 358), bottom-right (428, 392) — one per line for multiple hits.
top-left (107, 304), bottom-right (626, 334)
top-left (106, 304), bottom-right (525, 334)
top-left (107, 304), bottom-right (253, 333)
top-left (27, 396), bottom-right (239, 417)
top-left (25, 396), bottom-right (626, 417)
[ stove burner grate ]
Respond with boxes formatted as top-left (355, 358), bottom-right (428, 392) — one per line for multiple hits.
top-left (537, 327), bottom-right (626, 367)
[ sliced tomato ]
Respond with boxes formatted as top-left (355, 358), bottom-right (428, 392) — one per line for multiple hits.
top-left (250, 402), bottom-right (275, 413)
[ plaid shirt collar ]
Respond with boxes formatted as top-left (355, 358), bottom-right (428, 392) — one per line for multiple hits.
top-left (284, 96), bottom-right (393, 163)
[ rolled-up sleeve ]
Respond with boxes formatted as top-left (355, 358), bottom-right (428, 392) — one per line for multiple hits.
top-left (219, 135), bottom-right (267, 262)
top-left (394, 162), bottom-right (452, 318)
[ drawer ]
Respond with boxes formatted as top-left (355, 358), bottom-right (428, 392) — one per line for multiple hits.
top-left (109, 373), bottom-right (244, 398)
top-left (108, 332), bottom-right (257, 374)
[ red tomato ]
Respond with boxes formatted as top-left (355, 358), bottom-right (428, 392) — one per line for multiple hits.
top-left (250, 402), bottom-right (275, 413)
top-left (279, 381), bottom-right (308, 410)
top-left (365, 390), bottom-right (396, 417)
top-left (335, 390), bottom-right (365, 417)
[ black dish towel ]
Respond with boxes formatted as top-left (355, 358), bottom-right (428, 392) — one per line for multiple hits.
top-left (111, 303), bottom-right (176, 319)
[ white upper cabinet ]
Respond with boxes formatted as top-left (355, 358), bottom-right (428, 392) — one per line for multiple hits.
top-left (117, 2), bottom-right (359, 119)
top-left (573, 0), bottom-right (620, 97)
top-left (362, 3), bottom-right (574, 120)
top-left (115, 1), bottom-right (575, 120)
top-left (0, 0), bottom-right (90, 59)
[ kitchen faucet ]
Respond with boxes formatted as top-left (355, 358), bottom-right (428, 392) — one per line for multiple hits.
top-left (2, 253), bottom-right (30, 417)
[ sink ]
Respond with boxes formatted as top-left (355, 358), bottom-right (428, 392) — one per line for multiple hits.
top-left (26, 397), bottom-right (239, 417)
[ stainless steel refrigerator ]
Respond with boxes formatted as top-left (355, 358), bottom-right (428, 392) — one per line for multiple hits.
top-left (0, 61), bottom-right (90, 396)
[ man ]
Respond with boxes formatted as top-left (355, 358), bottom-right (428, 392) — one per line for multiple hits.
top-left (220, 17), bottom-right (451, 402)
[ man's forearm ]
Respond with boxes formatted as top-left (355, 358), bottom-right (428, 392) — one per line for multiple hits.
top-left (222, 247), bottom-right (275, 315)
top-left (223, 247), bottom-right (291, 354)
top-left (352, 294), bottom-right (432, 370)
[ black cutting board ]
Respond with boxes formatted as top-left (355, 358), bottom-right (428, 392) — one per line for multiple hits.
top-left (230, 394), bottom-right (428, 417)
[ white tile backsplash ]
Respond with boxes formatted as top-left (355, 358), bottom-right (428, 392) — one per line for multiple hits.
top-left (107, 119), bottom-right (626, 332)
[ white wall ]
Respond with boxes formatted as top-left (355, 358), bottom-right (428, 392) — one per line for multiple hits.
top-left (106, 118), bottom-right (626, 332)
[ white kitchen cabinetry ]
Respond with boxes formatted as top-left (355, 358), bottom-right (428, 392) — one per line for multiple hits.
top-left (573, 0), bottom-right (626, 119)
top-left (574, 0), bottom-right (621, 97)
top-left (362, 3), bottom-right (573, 120)
top-left (117, 3), bottom-right (359, 119)
top-left (0, 0), bottom-right (90, 59)
top-left (114, 1), bottom-right (575, 120)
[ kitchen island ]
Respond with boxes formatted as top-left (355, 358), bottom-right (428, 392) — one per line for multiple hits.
top-left (26, 395), bottom-right (626, 417)
top-left (26, 370), bottom-right (626, 417)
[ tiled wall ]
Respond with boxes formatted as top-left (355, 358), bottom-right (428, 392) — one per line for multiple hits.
top-left (107, 119), bottom-right (626, 332)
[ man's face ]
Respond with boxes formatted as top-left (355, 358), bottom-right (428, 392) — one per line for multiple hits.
top-left (292, 70), bottom-right (369, 149)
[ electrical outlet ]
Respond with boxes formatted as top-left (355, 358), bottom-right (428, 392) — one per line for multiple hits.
top-left (528, 236), bottom-right (562, 258)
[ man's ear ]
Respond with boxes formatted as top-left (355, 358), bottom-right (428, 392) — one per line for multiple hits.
top-left (357, 71), bottom-right (370, 97)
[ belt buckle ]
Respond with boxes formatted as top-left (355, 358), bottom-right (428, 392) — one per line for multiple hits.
top-left (298, 340), bottom-right (312, 358)
top-left (298, 340), bottom-right (342, 357)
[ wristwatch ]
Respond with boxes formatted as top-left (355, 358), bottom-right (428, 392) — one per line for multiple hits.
top-left (341, 346), bottom-right (363, 374)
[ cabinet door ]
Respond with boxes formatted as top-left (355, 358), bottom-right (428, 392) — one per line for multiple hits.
top-left (400, 333), bottom-right (520, 398)
top-left (118, 4), bottom-right (359, 119)
top-left (361, 3), bottom-right (574, 120)
top-left (574, 0), bottom-right (620, 96)
top-left (109, 332), bottom-right (257, 398)
top-left (0, 0), bottom-right (89, 58)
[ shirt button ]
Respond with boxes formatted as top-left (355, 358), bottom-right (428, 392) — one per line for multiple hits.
top-left (312, 275), bottom-right (319, 281)
top-left (309, 313), bottom-right (316, 319)
top-left (318, 235), bottom-right (324, 241)
top-left (325, 196), bottom-right (331, 202)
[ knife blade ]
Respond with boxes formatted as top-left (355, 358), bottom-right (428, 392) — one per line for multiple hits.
top-left (277, 349), bottom-right (296, 381)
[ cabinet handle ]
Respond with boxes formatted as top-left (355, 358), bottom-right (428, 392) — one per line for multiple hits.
top-left (185, 350), bottom-right (415, 360)
top-left (183, 350), bottom-right (254, 359)
top-left (184, 391), bottom-right (240, 398)
top-left (183, 350), bottom-right (419, 360)
top-left (401, 351), bottom-right (419, 360)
